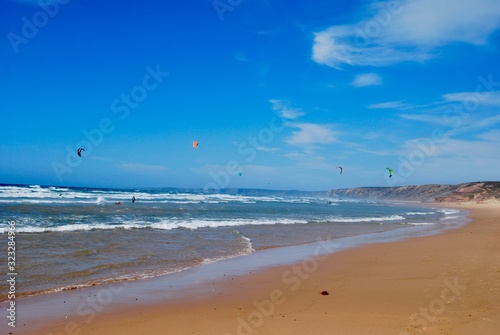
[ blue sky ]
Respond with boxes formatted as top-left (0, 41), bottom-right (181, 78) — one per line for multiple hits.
top-left (1, 0), bottom-right (499, 190)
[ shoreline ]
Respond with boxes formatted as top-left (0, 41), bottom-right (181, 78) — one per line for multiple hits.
top-left (7, 202), bottom-right (499, 334)
top-left (1, 201), bottom-right (456, 304)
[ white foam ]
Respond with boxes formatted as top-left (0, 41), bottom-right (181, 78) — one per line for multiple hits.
top-left (1, 213), bottom-right (417, 234)
top-left (438, 208), bottom-right (461, 215)
top-left (440, 215), bottom-right (461, 222)
top-left (202, 232), bottom-right (255, 264)
top-left (150, 217), bottom-right (308, 230)
top-left (2, 216), bottom-right (315, 233)
top-left (4, 222), bottom-right (146, 233)
top-left (3, 185), bottom-right (459, 234)
top-left (401, 221), bottom-right (435, 226)
top-left (0, 185), bottom-right (315, 206)
top-left (325, 215), bottom-right (405, 223)
top-left (405, 211), bottom-right (434, 215)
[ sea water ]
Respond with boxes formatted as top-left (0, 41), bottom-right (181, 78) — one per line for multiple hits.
top-left (0, 184), bottom-right (466, 300)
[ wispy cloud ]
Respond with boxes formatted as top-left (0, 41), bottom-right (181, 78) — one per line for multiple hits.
top-left (255, 146), bottom-right (280, 152)
top-left (351, 73), bottom-right (382, 87)
top-left (311, 25), bottom-right (429, 69)
top-left (443, 91), bottom-right (500, 106)
top-left (312, 0), bottom-right (500, 68)
top-left (234, 52), bottom-right (249, 62)
top-left (403, 134), bottom-right (499, 160)
top-left (269, 99), bottom-right (305, 120)
top-left (286, 123), bottom-right (339, 146)
top-left (399, 113), bottom-right (446, 125)
top-left (399, 88), bottom-right (500, 128)
top-left (353, 146), bottom-right (395, 157)
top-left (447, 114), bottom-right (500, 137)
top-left (368, 101), bottom-right (408, 109)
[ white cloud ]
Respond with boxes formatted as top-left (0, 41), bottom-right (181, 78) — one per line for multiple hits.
top-left (400, 89), bottom-right (500, 126)
top-left (312, 0), bottom-right (500, 68)
top-left (447, 114), bottom-right (500, 137)
top-left (269, 99), bottom-right (305, 120)
top-left (286, 123), bottom-right (339, 146)
top-left (354, 146), bottom-right (394, 156)
top-left (255, 146), bottom-right (280, 152)
top-left (384, 0), bottom-right (500, 46)
top-left (399, 113), bottom-right (446, 125)
top-left (368, 101), bottom-right (408, 109)
top-left (312, 26), bottom-right (428, 68)
top-left (401, 108), bottom-right (500, 133)
top-left (404, 135), bottom-right (499, 161)
top-left (443, 91), bottom-right (500, 106)
top-left (351, 73), bottom-right (382, 87)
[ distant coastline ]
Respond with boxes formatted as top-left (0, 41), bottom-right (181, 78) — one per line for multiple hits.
top-left (327, 181), bottom-right (500, 203)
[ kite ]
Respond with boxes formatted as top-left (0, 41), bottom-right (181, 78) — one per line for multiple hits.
top-left (192, 141), bottom-right (199, 149)
top-left (386, 167), bottom-right (394, 178)
top-left (77, 148), bottom-right (85, 157)
top-left (336, 166), bottom-right (343, 174)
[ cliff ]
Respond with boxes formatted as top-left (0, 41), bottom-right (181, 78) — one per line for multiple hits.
top-left (327, 182), bottom-right (500, 203)
top-left (434, 182), bottom-right (500, 203)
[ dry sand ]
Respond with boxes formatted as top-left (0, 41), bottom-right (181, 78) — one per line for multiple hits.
top-left (24, 203), bottom-right (500, 334)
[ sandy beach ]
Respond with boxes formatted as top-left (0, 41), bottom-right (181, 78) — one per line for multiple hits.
top-left (20, 203), bottom-right (500, 334)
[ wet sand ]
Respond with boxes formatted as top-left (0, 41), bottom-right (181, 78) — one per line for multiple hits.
top-left (17, 203), bottom-right (500, 334)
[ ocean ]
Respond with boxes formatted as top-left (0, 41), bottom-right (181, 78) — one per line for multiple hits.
top-left (0, 184), bottom-right (467, 301)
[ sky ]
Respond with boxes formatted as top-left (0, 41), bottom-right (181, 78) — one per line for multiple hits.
top-left (1, 0), bottom-right (499, 191)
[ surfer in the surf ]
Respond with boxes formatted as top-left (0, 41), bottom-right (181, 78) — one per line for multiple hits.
top-left (132, 196), bottom-right (136, 203)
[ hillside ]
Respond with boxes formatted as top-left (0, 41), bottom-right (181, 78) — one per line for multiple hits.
top-left (327, 182), bottom-right (500, 203)
top-left (434, 182), bottom-right (500, 203)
